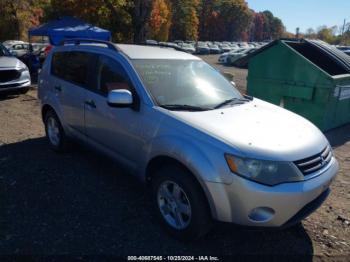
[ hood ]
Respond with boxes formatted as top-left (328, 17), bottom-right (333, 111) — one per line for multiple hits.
top-left (168, 98), bottom-right (328, 161)
top-left (0, 56), bottom-right (26, 69)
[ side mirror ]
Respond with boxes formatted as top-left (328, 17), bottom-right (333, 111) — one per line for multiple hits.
top-left (222, 71), bottom-right (234, 82)
top-left (107, 89), bottom-right (133, 107)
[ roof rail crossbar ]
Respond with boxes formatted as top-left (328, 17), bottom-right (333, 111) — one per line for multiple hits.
top-left (59, 38), bottom-right (119, 52)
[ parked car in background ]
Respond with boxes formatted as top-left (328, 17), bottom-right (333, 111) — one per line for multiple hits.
top-left (196, 42), bottom-right (210, 55)
top-left (336, 46), bottom-right (350, 52)
top-left (219, 44), bottom-right (232, 53)
top-left (229, 43), bottom-right (240, 49)
top-left (174, 40), bottom-right (184, 45)
top-left (0, 43), bottom-right (31, 95)
top-left (18, 43), bottom-right (43, 77)
top-left (3, 41), bottom-right (30, 58)
top-left (32, 43), bottom-right (49, 52)
top-left (238, 42), bottom-right (250, 49)
top-left (145, 40), bottom-right (158, 46)
top-left (178, 43), bottom-right (196, 54)
top-left (344, 50), bottom-right (350, 56)
top-left (218, 49), bottom-right (245, 64)
top-left (159, 42), bottom-right (180, 50)
top-left (2, 40), bottom-right (27, 47)
top-left (208, 44), bottom-right (221, 54)
top-left (39, 39), bottom-right (338, 240)
top-left (227, 48), bottom-right (256, 65)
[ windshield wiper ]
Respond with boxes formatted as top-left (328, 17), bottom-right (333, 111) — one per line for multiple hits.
top-left (160, 104), bottom-right (213, 111)
top-left (214, 97), bottom-right (250, 109)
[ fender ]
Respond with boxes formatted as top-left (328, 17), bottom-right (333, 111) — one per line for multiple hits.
top-left (143, 135), bottom-right (234, 185)
top-left (142, 135), bottom-right (234, 220)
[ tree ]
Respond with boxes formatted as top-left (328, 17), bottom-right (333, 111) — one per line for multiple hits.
top-left (198, 0), bottom-right (219, 40)
top-left (317, 26), bottom-right (336, 43)
top-left (251, 12), bottom-right (265, 41)
top-left (260, 10), bottom-right (285, 40)
top-left (0, 0), bottom-right (288, 43)
top-left (170, 0), bottom-right (200, 40)
top-left (270, 17), bottom-right (284, 39)
top-left (0, 0), bottom-right (47, 41)
top-left (218, 0), bottom-right (253, 41)
top-left (148, 0), bottom-right (172, 41)
top-left (131, 0), bottom-right (153, 43)
top-left (47, 0), bottom-right (134, 42)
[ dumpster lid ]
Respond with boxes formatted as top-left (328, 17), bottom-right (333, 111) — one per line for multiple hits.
top-left (284, 39), bottom-right (350, 76)
top-left (242, 39), bottom-right (350, 76)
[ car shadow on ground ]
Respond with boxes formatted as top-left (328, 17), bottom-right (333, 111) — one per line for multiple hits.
top-left (0, 94), bottom-right (19, 102)
top-left (325, 123), bottom-right (350, 148)
top-left (0, 137), bottom-right (313, 257)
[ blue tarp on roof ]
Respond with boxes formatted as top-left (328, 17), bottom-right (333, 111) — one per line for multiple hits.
top-left (28, 17), bottom-right (111, 45)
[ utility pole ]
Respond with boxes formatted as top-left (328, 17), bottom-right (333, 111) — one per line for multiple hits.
top-left (341, 19), bottom-right (346, 45)
top-left (342, 19), bottom-right (346, 36)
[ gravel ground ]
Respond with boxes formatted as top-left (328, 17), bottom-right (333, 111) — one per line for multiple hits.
top-left (0, 56), bottom-right (349, 258)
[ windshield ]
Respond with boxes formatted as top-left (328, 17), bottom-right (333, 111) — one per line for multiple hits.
top-left (0, 44), bottom-right (11, 56)
top-left (132, 60), bottom-right (243, 109)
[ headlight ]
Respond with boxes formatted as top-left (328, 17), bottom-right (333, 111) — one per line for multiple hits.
top-left (225, 154), bottom-right (303, 186)
top-left (18, 67), bottom-right (29, 73)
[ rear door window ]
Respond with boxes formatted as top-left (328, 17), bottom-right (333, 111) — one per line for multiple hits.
top-left (51, 51), bottom-right (96, 87)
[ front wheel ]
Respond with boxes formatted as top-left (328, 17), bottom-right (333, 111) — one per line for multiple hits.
top-left (151, 165), bottom-right (212, 240)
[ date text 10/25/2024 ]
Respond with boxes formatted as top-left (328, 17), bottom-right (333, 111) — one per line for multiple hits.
top-left (127, 256), bottom-right (220, 261)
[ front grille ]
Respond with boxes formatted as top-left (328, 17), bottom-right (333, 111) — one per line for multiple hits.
top-left (0, 82), bottom-right (24, 89)
top-left (0, 70), bottom-right (21, 83)
top-left (294, 146), bottom-right (332, 175)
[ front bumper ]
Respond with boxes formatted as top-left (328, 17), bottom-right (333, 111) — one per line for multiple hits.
top-left (0, 80), bottom-right (31, 93)
top-left (0, 70), bottom-right (31, 93)
top-left (205, 157), bottom-right (339, 227)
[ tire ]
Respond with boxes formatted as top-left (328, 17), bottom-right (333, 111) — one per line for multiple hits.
top-left (151, 164), bottom-right (212, 240)
top-left (44, 110), bottom-right (69, 152)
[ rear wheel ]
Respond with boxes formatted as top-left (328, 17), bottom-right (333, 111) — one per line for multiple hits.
top-left (151, 165), bottom-right (212, 240)
top-left (44, 110), bottom-right (70, 152)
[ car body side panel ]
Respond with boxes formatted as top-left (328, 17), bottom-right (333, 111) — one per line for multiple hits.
top-left (38, 43), bottom-right (340, 227)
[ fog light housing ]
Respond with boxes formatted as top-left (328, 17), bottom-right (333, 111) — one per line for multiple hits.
top-left (248, 207), bottom-right (275, 223)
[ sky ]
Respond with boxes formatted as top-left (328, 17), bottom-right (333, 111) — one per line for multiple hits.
top-left (247, 0), bottom-right (350, 34)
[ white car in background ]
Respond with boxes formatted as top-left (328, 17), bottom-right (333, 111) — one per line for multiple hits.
top-left (227, 48), bottom-right (256, 65)
top-left (3, 41), bottom-right (30, 57)
top-left (218, 48), bottom-right (245, 64)
top-left (0, 43), bottom-right (31, 94)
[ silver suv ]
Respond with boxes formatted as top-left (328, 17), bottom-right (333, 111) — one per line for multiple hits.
top-left (38, 39), bottom-right (339, 240)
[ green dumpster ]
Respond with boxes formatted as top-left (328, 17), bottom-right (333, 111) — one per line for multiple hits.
top-left (247, 39), bottom-right (350, 131)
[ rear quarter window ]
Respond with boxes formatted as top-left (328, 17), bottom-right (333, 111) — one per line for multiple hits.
top-left (51, 51), bottom-right (95, 87)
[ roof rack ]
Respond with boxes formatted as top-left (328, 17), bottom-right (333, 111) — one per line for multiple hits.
top-left (59, 38), bottom-right (119, 52)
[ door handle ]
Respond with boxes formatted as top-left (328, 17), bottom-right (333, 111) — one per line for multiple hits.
top-left (85, 100), bottom-right (96, 108)
top-left (54, 85), bottom-right (62, 92)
